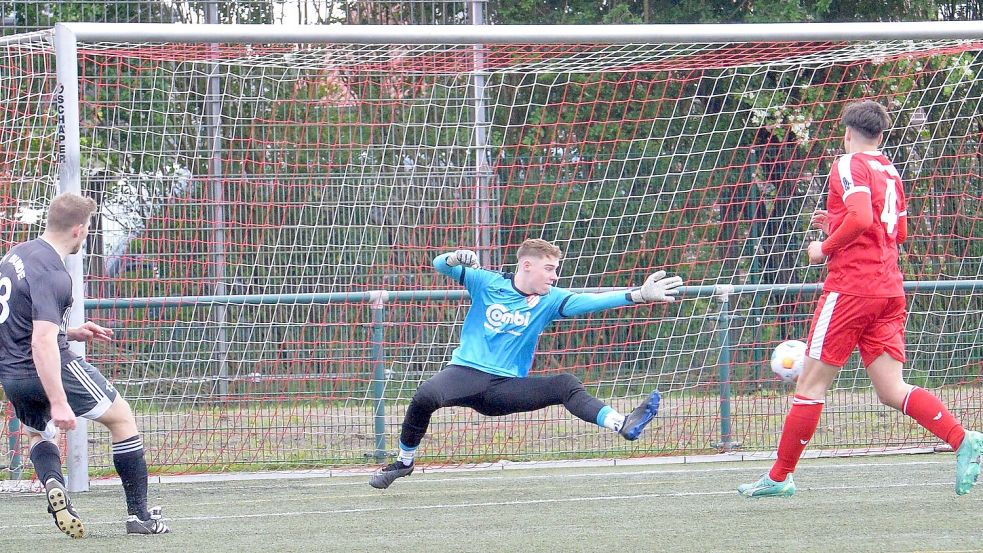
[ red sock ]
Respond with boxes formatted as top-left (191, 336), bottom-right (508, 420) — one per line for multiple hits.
top-left (903, 387), bottom-right (965, 450)
top-left (769, 394), bottom-right (824, 482)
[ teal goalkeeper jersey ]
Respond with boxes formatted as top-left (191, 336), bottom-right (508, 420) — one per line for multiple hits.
top-left (433, 253), bottom-right (635, 378)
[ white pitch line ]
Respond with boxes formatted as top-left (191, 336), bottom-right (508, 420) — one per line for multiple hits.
top-left (157, 458), bottom-right (953, 494)
top-left (82, 447), bottom-right (944, 488)
top-left (142, 459), bottom-right (960, 509)
top-left (0, 480), bottom-right (960, 532)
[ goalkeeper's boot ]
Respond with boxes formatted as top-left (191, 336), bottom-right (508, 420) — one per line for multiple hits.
top-left (955, 430), bottom-right (983, 495)
top-left (737, 473), bottom-right (796, 498)
top-left (619, 390), bottom-right (661, 441)
top-left (45, 478), bottom-right (85, 539)
top-left (369, 461), bottom-right (414, 490)
top-left (126, 506), bottom-right (171, 534)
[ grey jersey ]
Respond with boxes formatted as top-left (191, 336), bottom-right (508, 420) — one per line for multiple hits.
top-left (0, 239), bottom-right (77, 379)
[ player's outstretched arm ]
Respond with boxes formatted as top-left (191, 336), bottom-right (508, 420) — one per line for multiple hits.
top-left (630, 270), bottom-right (684, 304)
top-left (556, 270), bottom-right (685, 318)
top-left (559, 290), bottom-right (636, 317)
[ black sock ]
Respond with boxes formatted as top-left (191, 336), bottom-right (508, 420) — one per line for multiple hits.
top-left (29, 440), bottom-right (64, 485)
top-left (112, 435), bottom-right (150, 520)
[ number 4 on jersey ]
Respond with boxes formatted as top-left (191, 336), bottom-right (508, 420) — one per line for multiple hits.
top-left (881, 178), bottom-right (899, 236)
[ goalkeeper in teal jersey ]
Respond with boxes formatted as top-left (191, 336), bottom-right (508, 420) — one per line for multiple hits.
top-left (369, 238), bottom-right (683, 489)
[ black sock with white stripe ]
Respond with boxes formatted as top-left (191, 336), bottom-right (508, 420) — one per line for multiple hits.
top-left (30, 439), bottom-right (64, 486)
top-left (112, 435), bottom-right (150, 520)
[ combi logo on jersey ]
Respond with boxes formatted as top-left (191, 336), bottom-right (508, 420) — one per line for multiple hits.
top-left (484, 303), bottom-right (531, 334)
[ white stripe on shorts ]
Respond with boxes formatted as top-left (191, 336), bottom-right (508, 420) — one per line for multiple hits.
top-left (67, 360), bottom-right (104, 400)
top-left (808, 291), bottom-right (839, 361)
top-left (79, 396), bottom-right (113, 420)
top-left (67, 360), bottom-right (113, 420)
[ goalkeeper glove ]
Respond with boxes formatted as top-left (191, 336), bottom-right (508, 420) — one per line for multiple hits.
top-left (630, 270), bottom-right (683, 303)
top-left (445, 249), bottom-right (480, 269)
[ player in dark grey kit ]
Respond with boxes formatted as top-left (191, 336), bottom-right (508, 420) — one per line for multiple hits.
top-left (0, 192), bottom-right (169, 537)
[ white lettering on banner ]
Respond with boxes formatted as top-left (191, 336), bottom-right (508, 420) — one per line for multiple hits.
top-left (55, 84), bottom-right (66, 163)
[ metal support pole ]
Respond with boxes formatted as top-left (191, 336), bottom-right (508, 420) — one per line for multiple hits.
top-left (470, 1), bottom-right (494, 267)
top-left (53, 24), bottom-right (90, 493)
top-left (369, 291), bottom-right (388, 461)
top-left (206, 2), bottom-right (229, 397)
top-left (716, 285), bottom-right (741, 450)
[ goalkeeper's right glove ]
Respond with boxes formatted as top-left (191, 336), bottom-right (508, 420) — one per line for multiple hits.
top-left (445, 249), bottom-right (480, 269)
top-left (630, 270), bottom-right (683, 303)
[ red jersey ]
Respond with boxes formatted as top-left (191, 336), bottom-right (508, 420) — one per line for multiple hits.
top-left (823, 151), bottom-right (907, 297)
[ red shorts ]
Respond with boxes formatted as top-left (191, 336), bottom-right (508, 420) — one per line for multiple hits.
top-left (805, 292), bottom-right (907, 367)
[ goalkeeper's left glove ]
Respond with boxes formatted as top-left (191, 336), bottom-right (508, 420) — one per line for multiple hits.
top-left (630, 270), bottom-right (684, 303)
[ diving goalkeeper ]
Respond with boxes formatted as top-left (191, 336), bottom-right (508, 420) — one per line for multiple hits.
top-left (369, 238), bottom-right (682, 489)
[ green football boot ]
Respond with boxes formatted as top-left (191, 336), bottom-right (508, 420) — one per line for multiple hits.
top-left (955, 430), bottom-right (983, 495)
top-left (737, 473), bottom-right (796, 498)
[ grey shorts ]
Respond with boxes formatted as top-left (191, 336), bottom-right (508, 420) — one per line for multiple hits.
top-left (1, 359), bottom-right (119, 438)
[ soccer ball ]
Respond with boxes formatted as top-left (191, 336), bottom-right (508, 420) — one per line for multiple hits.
top-left (770, 340), bottom-right (806, 383)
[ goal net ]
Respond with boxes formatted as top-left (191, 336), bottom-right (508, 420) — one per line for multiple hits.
top-left (1, 24), bottom-right (981, 476)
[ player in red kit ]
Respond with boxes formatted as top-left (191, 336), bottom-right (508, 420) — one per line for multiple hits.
top-left (738, 100), bottom-right (983, 498)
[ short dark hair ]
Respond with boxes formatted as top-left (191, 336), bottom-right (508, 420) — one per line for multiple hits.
top-left (46, 193), bottom-right (97, 233)
top-left (841, 100), bottom-right (892, 141)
